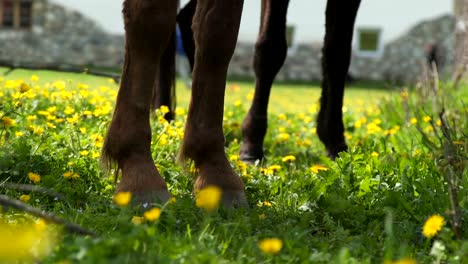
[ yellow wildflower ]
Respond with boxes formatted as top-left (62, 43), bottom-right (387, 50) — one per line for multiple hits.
top-left (80, 150), bottom-right (89, 156)
top-left (371, 152), bottom-right (379, 157)
top-left (131, 216), bottom-right (145, 225)
top-left (63, 172), bottom-right (80, 179)
top-left (310, 164), bottom-right (328, 174)
top-left (19, 82), bottom-right (31, 93)
top-left (20, 194), bottom-right (30, 203)
top-left (281, 155), bottom-right (296, 162)
top-left (114, 192), bottom-right (132, 207)
top-left (64, 106), bottom-right (75, 115)
top-left (169, 197), bottom-right (177, 204)
top-left (410, 118), bottom-right (418, 125)
top-left (258, 238), bottom-right (283, 254)
top-left (144, 208), bottom-right (161, 222)
top-left (28, 172), bottom-right (41, 183)
top-left (422, 214), bottom-right (444, 238)
top-left (2, 117), bottom-right (15, 128)
top-left (278, 114), bottom-right (287, 120)
top-left (159, 105), bottom-right (170, 114)
top-left (195, 185), bottom-right (222, 212)
top-left (31, 75), bottom-right (39, 82)
top-left (384, 258), bottom-right (417, 264)
top-left (175, 107), bottom-right (186, 116)
top-left (277, 133), bottom-right (290, 141)
top-left (423, 116), bottom-right (431, 122)
top-left (15, 131), bottom-right (24, 137)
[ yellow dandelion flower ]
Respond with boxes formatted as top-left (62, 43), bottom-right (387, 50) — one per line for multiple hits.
top-left (257, 201), bottom-right (273, 207)
top-left (132, 216), bottom-right (145, 225)
top-left (423, 116), bottom-right (431, 122)
top-left (26, 115), bottom-right (37, 121)
top-left (436, 120), bottom-right (442, 127)
top-left (422, 214), bottom-right (444, 238)
top-left (159, 105), bottom-right (170, 114)
top-left (175, 107), bottom-right (186, 116)
top-left (91, 152), bottom-right (100, 158)
top-left (79, 127), bottom-right (87, 134)
top-left (278, 114), bottom-right (287, 120)
top-left (371, 152), bottom-right (379, 157)
top-left (114, 192), bottom-right (132, 207)
top-left (28, 172), bottom-right (41, 183)
top-left (19, 82), bottom-right (31, 93)
top-left (31, 75), bottom-right (39, 82)
top-left (20, 194), bottom-right (30, 203)
top-left (277, 133), bottom-right (290, 141)
top-left (310, 164), bottom-right (328, 174)
top-left (47, 106), bottom-right (57, 113)
top-left (410, 118), bottom-right (418, 125)
top-left (80, 150), bottom-right (89, 156)
top-left (64, 106), bottom-right (75, 115)
top-left (2, 117), bottom-right (15, 128)
top-left (258, 214), bottom-right (266, 220)
top-left (267, 165), bottom-right (281, 172)
top-left (281, 155), bottom-right (296, 162)
top-left (63, 171), bottom-right (80, 179)
top-left (258, 238), bottom-right (283, 254)
top-left (15, 131), bottom-right (24, 137)
top-left (195, 185), bottom-right (222, 212)
top-left (144, 208), bottom-right (161, 222)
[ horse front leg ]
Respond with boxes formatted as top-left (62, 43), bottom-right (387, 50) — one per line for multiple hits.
top-left (103, 0), bottom-right (177, 204)
top-left (179, 0), bottom-right (247, 207)
top-left (317, 0), bottom-right (361, 159)
top-left (240, 0), bottom-right (290, 163)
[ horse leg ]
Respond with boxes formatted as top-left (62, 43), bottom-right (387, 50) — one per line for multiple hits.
top-left (152, 29), bottom-right (176, 121)
top-left (103, 0), bottom-right (177, 204)
top-left (179, 0), bottom-right (247, 207)
top-left (177, 0), bottom-right (197, 70)
top-left (317, 0), bottom-right (361, 159)
top-left (240, 0), bottom-right (290, 163)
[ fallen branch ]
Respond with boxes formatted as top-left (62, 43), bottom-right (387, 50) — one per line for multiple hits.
top-left (1, 182), bottom-right (66, 201)
top-left (0, 194), bottom-right (97, 237)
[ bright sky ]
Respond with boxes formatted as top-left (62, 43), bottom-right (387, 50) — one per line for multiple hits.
top-left (51, 0), bottom-right (452, 43)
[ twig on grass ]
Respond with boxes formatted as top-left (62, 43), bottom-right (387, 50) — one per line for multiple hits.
top-left (0, 182), bottom-right (66, 201)
top-left (0, 195), bottom-right (97, 237)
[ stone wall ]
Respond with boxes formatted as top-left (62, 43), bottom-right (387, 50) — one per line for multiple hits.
top-left (228, 15), bottom-right (455, 83)
top-left (0, 1), bottom-right (455, 83)
top-left (0, 0), bottom-right (124, 67)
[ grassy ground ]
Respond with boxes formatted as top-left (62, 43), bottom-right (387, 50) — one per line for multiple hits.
top-left (0, 69), bottom-right (467, 263)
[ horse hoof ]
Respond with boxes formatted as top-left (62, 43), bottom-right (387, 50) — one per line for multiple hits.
top-left (130, 190), bottom-right (171, 208)
top-left (221, 190), bottom-right (249, 208)
top-left (327, 143), bottom-right (348, 160)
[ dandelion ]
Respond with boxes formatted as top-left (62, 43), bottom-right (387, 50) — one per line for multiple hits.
top-left (169, 197), bottom-right (177, 204)
top-left (159, 105), bottom-right (170, 114)
top-left (63, 172), bottom-right (80, 179)
top-left (371, 151), bottom-right (379, 157)
top-left (423, 116), bottom-right (432, 122)
top-left (144, 208), bottom-right (161, 222)
top-left (132, 216), bottom-right (145, 225)
top-left (2, 117), bottom-right (15, 128)
top-left (257, 201), bottom-right (273, 207)
top-left (20, 194), bottom-right (30, 202)
top-left (258, 238), bottom-right (283, 254)
top-left (19, 82), bottom-right (31, 93)
top-left (28, 172), bottom-right (41, 183)
top-left (80, 150), bottom-right (89, 156)
top-left (422, 214), bottom-right (444, 238)
top-left (15, 131), bottom-right (24, 137)
top-left (384, 258), bottom-right (417, 264)
top-left (281, 155), bottom-right (296, 162)
top-left (410, 118), bottom-right (418, 125)
top-left (114, 192), bottom-right (132, 207)
top-left (195, 185), bottom-right (222, 212)
top-left (31, 75), bottom-right (39, 82)
top-left (310, 164), bottom-right (328, 174)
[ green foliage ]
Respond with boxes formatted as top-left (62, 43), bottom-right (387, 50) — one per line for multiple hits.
top-left (0, 71), bottom-right (466, 263)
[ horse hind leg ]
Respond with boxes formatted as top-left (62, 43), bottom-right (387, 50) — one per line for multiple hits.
top-left (102, 0), bottom-right (177, 205)
top-left (179, 0), bottom-right (247, 207)
top-left (317, 0), bottom-right (361, 159)
top-left (240, 0), bottom-right (290, 163)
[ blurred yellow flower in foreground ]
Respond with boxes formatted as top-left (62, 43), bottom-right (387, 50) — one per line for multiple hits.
top-left (28, 172), bottom-right (41, 183)
top-left (196, 185), bottom-right (222, 212)
top-left (384, 258), bottom-right (417, 264)
top-left (0, 220), bottom-right (56, 262)
top-left (144, 208), bottom-right (161, 222)
top-left (2, 117), bottom-right (15, 128)
top-left (258, 238), bottom-right (283, 254)
top-left (422, 214), bottom-right (444, 238)
top-left (114, 192), bottom-right (132, 207)
top-left (131, 216), bottom-right (145, 225)
top-left (310, 164), bottom-right (328, 174)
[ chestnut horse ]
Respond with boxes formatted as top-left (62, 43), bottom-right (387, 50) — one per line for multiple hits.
top-left (103, 0), bottom-right (361, 207)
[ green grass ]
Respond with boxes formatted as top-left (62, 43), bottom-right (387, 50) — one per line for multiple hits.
top-left (0, 70), bottom-right (467, 263)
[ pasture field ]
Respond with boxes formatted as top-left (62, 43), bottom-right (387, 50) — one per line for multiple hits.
top-left (0, 69), bottom-right (467, 263)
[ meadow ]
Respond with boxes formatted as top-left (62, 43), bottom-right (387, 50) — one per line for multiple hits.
top-left (0, 68), bottom-right (467, 263)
